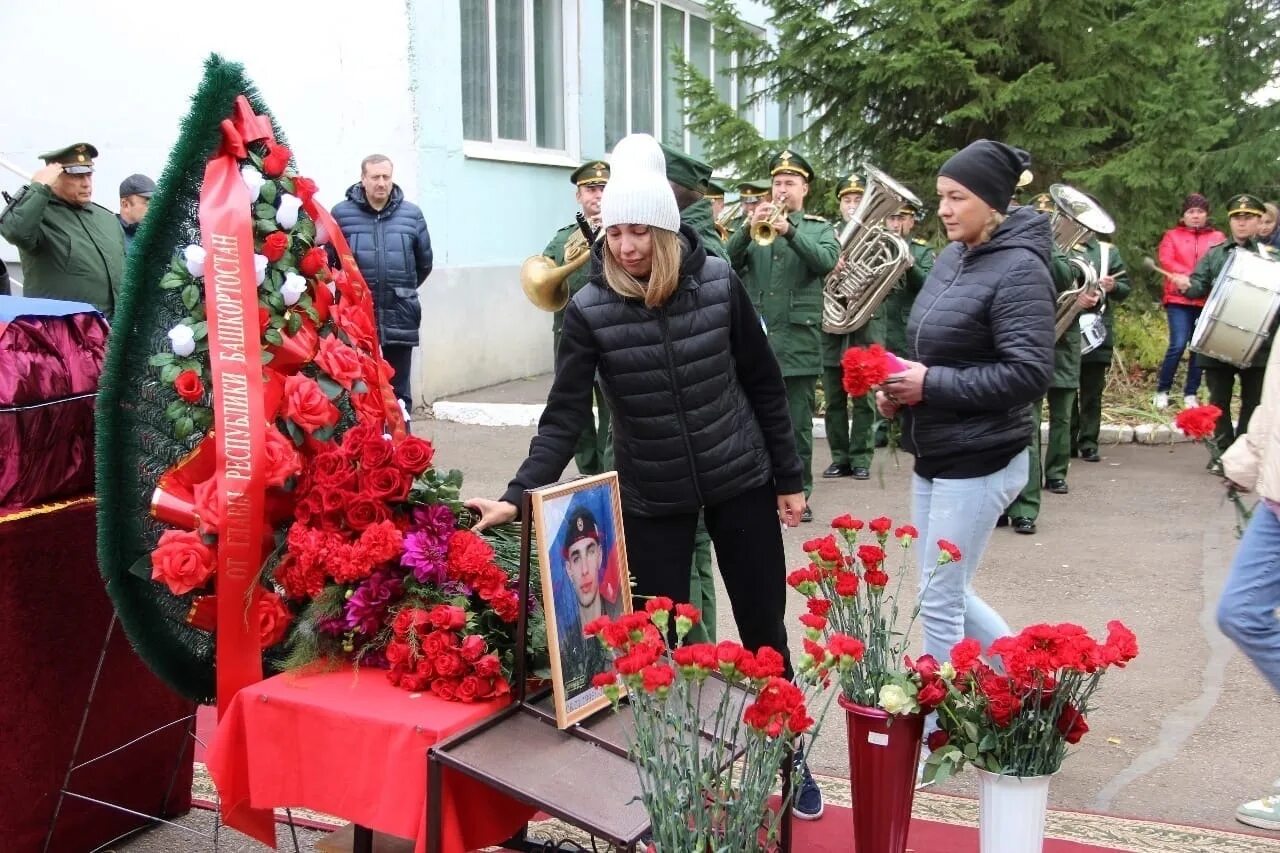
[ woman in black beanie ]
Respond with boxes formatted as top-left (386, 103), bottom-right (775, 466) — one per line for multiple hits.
top-left (876, 139), bottom-right (1055, 668)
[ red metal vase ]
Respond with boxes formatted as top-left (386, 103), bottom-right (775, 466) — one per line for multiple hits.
top-left (839, 695), bottom-right (925, 853)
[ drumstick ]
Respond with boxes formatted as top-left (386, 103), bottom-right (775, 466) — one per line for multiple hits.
top-left (1143, 256), bottom-right (1180, 279)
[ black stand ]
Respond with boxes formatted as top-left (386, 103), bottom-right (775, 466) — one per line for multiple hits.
top-left (425, 488), bottom-right (793, 852)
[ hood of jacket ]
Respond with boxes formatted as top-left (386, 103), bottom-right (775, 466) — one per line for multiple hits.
top-left (344, 182), bottom-right (405, 216)
top-left (967, 205), bottom-right (1052, 269)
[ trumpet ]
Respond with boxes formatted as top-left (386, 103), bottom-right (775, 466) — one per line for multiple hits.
top-left (751, 195), bottom-right (790, 246)
top-left (715, 201), bottom-right (742, 241)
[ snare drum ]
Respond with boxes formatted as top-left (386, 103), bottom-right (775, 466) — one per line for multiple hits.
top-left (1079, 312), bottom-right (1107, 355)
top-left (1190, 250), bottom-right (1280, 369)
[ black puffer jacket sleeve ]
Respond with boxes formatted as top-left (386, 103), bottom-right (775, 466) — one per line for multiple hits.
top-left (921, 254), bottom-right (1054, 411)
top-left (500, 300), bottom-right (599, 509)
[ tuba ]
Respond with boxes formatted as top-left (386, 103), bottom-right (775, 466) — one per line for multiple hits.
top-left (520, 216), bottom-right (597, 312)
top-left (821, 165), bottom-right (922, 334)
top-left (1048, 184), bottom-right (1115, 341)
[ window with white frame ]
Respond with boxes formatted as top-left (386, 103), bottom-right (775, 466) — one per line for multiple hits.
top-left (461, 0), bottom-right (574, 155)
top-left (603, 0), bottom-right (763, 155)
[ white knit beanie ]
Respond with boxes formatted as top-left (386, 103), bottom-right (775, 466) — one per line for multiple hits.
top-left (600, 133), bottom-right (681, 232)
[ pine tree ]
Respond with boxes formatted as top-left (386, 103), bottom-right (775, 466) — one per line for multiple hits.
top-left (682, 0), bottom-right (1279, 282)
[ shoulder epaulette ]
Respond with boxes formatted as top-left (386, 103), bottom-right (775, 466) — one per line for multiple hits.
top-left (912, 237), bottom-right (928, 246)
top-left (803, 214), bottom-right (827, 222)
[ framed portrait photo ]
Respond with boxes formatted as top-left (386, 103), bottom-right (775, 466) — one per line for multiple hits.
top-left (530, 472), bottom-right (633, 728)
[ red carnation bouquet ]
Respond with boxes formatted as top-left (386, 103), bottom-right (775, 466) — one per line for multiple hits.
top-left (840, 343), bottom-right (904, 398)
top-left (1175, 404), bottom-right (1254, 536)
top-left (789, 516), bottom-right (959, 716)
top-left (923, 621), bottom-right (1139, 782)
top-left (591, 599), bottom-right (848, 852)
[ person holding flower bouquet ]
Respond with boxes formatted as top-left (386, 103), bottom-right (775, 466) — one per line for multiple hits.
top-left (875, 140), bottom-right (1055, 667)
top-left (465, 134), bottom-right (825, 818)
top-left (1216, 331), bottom-right (1280, 831)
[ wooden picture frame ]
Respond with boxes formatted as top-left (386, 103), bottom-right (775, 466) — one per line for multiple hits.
top-left (529, 472), bottom-right (633, 728)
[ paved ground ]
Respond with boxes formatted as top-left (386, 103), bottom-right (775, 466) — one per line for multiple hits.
top-left (117, 374), bottom-right (1280, 850)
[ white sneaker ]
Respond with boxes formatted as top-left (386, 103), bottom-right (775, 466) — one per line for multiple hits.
top-left (1184, 395), bottom-right (1199, 408)
top-left (1236, 793), bottom-right (1280, 831)
top-left (1153, 392), bottom-right (1169, 410)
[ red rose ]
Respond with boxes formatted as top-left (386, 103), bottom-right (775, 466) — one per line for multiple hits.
top-left (255, 590), bottom-right (292, 647)
top-left (455, 675), bottom-right (482, 702)
top-left (359, 435), bottom-right (396, 469)
top-left (435, 652), bottom-right (464, 678)
top-left (261, 231), bottom-right (289, 263)
top-left (431, 678), bottom-right (458, 701)
top-left (151, 529), bottom-right (215, 595)
top-left (263, 426), bottom-right (301, 488)
top-left (293, 175), bottom-right (318, 205)
top-left (283, 373), bottom-right (339, 433)
top-left (362, 465), bottom-right (410, 502)
top-left (310, 447), bottom-right (356, 490)
top-left (333, 303), bottom-right (377, 352)
top-left (428, 604), bottom-right (467, 632)
top-left (917, 678), bottom-right (947, 710)
top-left (315, 334), bottom-right (364, 390)
top-left (459, 634), bottom-right (487, 662)
top-left (473, 653), bottom-right (501, 678)
top-left (262, 141), bottom-right (292, 178)
top-left (193, 477), bottom-right (225, 535)
top-left (174, 370), bottom-right (204, 403)
top-left (1056, 705), bottom-right (1090, 744)
top-left (926, 729), bottom-right (950, 752)
top-left (394, 435), bottom-right (435, 475)
top-left (299, 247), bottom-right (329, 278)
top-left (344, 496), bottom-right (388, 531)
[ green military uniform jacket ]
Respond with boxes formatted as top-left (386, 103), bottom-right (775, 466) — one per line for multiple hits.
top-left (1186, 238), bottom-right (1279, 370)
top-left (545, 222), bottom-right (595, 336)
top-left (728, 211), bottom-right (839, 377)
top-left (1076, 239), bottom-right (1130, 366)
top-left (681, 198), bottom-right (728, 262)
top-left (0, 182), bottom-right (125, 316)
top-left (1049, 249), bottom-right (1082, 389)
top-left (882, 238), bottom-right (935, 357)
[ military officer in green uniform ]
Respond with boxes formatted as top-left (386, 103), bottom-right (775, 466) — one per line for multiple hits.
top-left (544, 160), bottom-right (612, 474)
top-left (1006, 193), bottom-right (1085, 534)
top-left (877, 200), bottom-right (935, 447)
top-left (1070, 238), bottom-right (1129, 462)
top-left (1184, 193), bottom-right (1276, 449)
top-left (728, 180), bottom-right (770, 237)
top-left (728, 150), bottom-right (840, 521)
top-left (0, 143), bottom-right (125, 317)
top-left (661, 144), bottom-right (724, 642)
top-left (704, 181), bottom-right (726, 221)
top-left (821, 174), bottom-right (878, 480)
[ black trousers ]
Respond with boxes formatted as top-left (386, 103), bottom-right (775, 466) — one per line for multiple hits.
top-left (382, 344), bottom-right (415, 410)
top-left (1205, 366), bottom-right (1265, 449)
top-left (623, 483), bottom-right (791, 677)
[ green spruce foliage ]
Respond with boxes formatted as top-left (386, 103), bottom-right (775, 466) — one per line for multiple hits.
top-left (683, 0), bottom-right (1279, 287)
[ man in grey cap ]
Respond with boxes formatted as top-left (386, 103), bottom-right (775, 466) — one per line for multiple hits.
top-left (0, 142), bottom-right (125, 316)
top-left (118, 173), bottom-right (155, 252)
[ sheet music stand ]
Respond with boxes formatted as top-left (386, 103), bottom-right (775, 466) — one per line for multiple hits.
top-left (425, 487), bottom-right (793, 852)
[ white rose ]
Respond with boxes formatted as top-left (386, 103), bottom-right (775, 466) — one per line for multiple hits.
top-left (276, 194), bottom-right (303, 230)
top-left (168, 324), bottom-right (196, 357)
top-left (939, 662), bottom-right (957, 682)
top-left (183, 244), bottom-right (207, 278)
top-left (281, 273), bottom-right (307, 306)
top-left (254, 253), bottom-right (268, 285)
top-left (240, 165), bottom-right (266, 199)
top-left (878, 684), bottom-right (918, 716)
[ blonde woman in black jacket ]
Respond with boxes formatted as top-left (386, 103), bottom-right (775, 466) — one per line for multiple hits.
top-left (878, 140), bottom-right (1055, 667)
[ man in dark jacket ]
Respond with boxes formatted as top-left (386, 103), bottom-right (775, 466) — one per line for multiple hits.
top-left (332, 154), bottom-right (433, 420)
top-left (117, 173), bottom-right (155, 253)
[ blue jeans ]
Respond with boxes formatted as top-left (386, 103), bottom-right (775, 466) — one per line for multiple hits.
top-left (913, 449), bottom-right (1029, 663)
top-left (1157, 304), bottom-right (1203, 395)
top-left (1217, 504), bottom-right (1280, 694)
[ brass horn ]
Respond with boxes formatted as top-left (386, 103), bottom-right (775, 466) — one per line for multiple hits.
top-left (751, 195), bottom-right (790, 246)
top-left (520, 226), bottom-right (595, 312)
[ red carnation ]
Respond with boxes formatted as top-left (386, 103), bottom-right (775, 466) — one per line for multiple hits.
top-left (831, 514), bottom-right (864, 531)
top-left (937, 539), bottom-right (962, 564)
top-left (262, 141), bottom-right (292, 178)
top-left (868, 516), bottom-right (892, 535)
top-left (864, 567), bottom-right (890, 589)
top-left (951, 637), bottom-right (983, 674)
top-left (841, 343), bottom-right (895, 398)
top-left (1175, 404), bottom-right (1222, 441)
top-left (174, 370), bottom-right (204, 403)
top-left (299, 247), bottom-right (329, 278)
top-left (641, 664), bottom-right (675, 694)
top-left (261, 231), bottom-right (289, 263)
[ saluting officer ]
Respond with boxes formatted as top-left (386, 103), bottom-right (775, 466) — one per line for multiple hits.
top-left (1185, 193), bottom-right (1277, 449)
top-left (822, 174), bottom-right (878, 480)
top-left (545, 160), bottom-right (611, 474)
top-left (1071, 238), bottom-right (1129, 462)
top-left (729, 151), bottom-right (840, 520)
top-left (0, 143), bottom-right (125, 317)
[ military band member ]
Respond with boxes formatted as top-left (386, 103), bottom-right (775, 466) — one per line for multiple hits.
top-left (546, 160), bottom-right (611, 475)
top-left (729, 180), bottom-right (771, 236)
top-left (1071, 238), bottom-right (1129, 462)
top-left (1005, 192), bottom-right (1083, 534)
top-left (1185, 194), bottom-right (1277, 450)
top-left (705, 181), bottom-right (726, 220)
top-left (822, 174), bottom-right (878, 480)
top-left (729, 151), bottom-right (840, 520)
top-left (0, 142), bottom-right (125, 317)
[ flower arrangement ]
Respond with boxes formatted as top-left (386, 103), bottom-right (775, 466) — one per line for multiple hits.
top-left (840, 343), bottom-right (899, 398)
top-left (788, 518), bottom-right (959, 716)
top-left (139, 96), bottom-right (545, 702)
top-left (589, 599), bottom-right (850, 852)
top-left (923, 621), bottom-right (1139, 782)
top-left (1175, 403), bottom-right (1254, 535)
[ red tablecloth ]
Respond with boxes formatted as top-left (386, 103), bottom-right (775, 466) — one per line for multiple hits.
top-left (205, 668), bottom-right (536, 853)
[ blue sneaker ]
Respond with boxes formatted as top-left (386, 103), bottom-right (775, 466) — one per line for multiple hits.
top-left (790, 748), bottom-right (824, 820)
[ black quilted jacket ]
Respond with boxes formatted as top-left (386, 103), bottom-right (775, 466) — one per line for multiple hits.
top-left (901, 206), bottom-right (1055, 462)
top-left (502, 225), bottom-right (802, 516)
